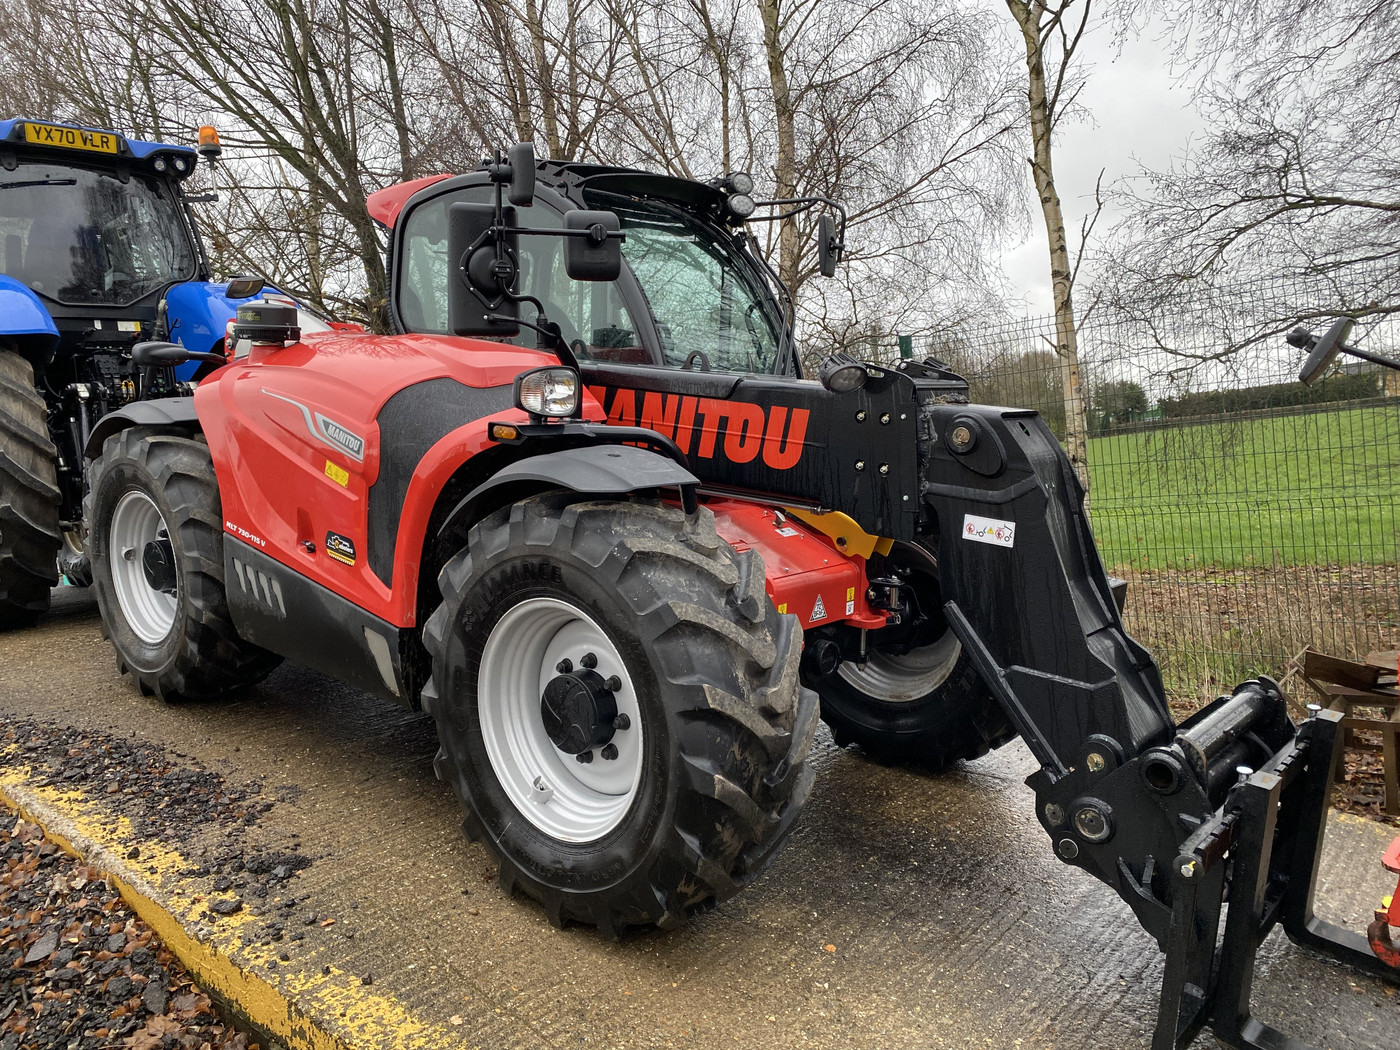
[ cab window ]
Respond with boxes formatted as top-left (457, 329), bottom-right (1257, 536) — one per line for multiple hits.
top-left (397, 187), bottom-right (642, 362)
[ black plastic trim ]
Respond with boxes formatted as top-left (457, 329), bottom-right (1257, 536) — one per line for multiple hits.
top-left (84, 397), bottom-right (199, 458)
top-left (224, 537), bottom-right (410, 706)
top-left (366, 378), bottom-right (516, 585)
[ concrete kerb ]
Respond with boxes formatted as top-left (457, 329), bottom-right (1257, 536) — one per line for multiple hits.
top-left (0, 765), bottom-right (459, 1050)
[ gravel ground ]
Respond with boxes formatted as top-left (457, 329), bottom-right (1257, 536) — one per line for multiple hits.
top-left (0, 808), bottom-right (258, 1050)
top-left (1, 720), bottom-right (316, 931)
top-left (0, 718), bottom-right (328, 1049)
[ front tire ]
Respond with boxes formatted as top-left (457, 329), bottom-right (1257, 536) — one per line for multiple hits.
top-left (423, 494), bottom-right (818, 935)
top-left (0, 350), bottom-right (60, 628)
top-left (87, 428), bottom-right (280, 701)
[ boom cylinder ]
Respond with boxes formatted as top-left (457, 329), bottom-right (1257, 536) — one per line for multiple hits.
top-left (1142, 677), bottom-right (1295, 806)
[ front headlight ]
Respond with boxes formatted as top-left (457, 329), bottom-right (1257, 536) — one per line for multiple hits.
top-left (515, 367), bottom-right (579, 417)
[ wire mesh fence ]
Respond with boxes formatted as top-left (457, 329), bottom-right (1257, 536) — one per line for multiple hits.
top-left (861, 272), bottom-right (1400, 704)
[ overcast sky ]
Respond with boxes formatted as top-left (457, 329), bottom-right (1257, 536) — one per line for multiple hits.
top-left (999, 19), bottom-right (1204, 315)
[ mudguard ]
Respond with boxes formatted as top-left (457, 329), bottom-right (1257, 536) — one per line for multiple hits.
top-left (84, 397), bottom-right (199, 458)
top-left (0, 274), bottom-right (60, 366)
top-left (445, 445), bottom-right (699, 539)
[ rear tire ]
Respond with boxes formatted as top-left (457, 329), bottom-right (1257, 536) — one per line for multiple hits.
top-left (423, 494), bottom-right (818, 935)
top-left (806, 541), bottom-right (1014, 770)
top-left (87, 427), bottom-right (280, 701)
top-left (0, 350), bottom-right (61, 629)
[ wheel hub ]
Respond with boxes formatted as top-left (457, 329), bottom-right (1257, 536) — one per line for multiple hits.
top-left (141, 537), bottom-right (177, 594)
top-left (477, 597), bottom-right (645, 842)
top-left (540, 665), bottom-right (618, 754)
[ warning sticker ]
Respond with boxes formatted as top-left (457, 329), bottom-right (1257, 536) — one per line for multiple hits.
top-left (810, 594), bottom-right (827, 622)
top-left (845, 586), bottom-right (856, 616)
top-left (775, 526), bottom-right (800, 537)
top-left (962, 514), bottom-right (1016, 548)
top-left (324, 460), bottom-right (349, 486)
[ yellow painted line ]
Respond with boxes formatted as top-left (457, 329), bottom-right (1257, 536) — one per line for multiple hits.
top-left (0, 767), bottom-right (462, 1050)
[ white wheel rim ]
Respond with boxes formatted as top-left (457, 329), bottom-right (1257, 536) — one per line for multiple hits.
top-left (108, 490), bottom-right (177, 645)
top-left (836, 630), bottom-right (961, 702)
top-left (478, 597), bottom-right (645, 843)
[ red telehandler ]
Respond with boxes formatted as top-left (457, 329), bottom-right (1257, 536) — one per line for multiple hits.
top-left (83, 145), bottom-right (1398, 1048)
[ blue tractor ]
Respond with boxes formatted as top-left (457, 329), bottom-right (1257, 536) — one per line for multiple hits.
top-left (0, 117), bottom-right (310, 626)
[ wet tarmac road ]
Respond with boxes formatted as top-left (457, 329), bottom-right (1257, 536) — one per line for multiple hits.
top-left (3, 588), bottom-right (1398, 1049)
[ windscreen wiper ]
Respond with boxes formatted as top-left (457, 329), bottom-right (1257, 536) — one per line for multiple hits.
top-left (0, 178), bottom-right (77, 189)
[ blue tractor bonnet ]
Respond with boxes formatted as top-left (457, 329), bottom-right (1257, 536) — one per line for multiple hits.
top-left (0, 274), bottom-right (60, 356)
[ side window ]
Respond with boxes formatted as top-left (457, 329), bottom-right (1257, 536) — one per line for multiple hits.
top-left (399, 196), bottom-right (452, 332)
top-left (397, 189), bottom-right (641, 361)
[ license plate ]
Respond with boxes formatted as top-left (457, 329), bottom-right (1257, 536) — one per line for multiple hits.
top-left (23, 121), bottom-right (119, 154)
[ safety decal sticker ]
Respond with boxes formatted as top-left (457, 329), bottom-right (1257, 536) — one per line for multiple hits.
top-left (845, 587), bottom-right (856, 616)
top-left (325, 531), bottom-right (357, 566)
top-left (810, 594), bottom-right (827, 622)
top-left (324, 460), bottom-right (349, 486)
top-left (962, 513), bottom-right (1016, 548)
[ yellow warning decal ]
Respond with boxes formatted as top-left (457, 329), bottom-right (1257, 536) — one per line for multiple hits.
top-left (324, 460), bottom-right (349, 486)
top-left (777, 603), bottom-right (787, 614)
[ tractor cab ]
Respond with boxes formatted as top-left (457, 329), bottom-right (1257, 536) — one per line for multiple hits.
top-left (373, 156), bottom-right (840, 378)
top-left (0, 118), bottom-right (299, 591)
top-left (0, 119), bottom-right (211, 367)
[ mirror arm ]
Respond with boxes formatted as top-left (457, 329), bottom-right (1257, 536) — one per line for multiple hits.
top-left (485, 311), bottom-right (581, 377)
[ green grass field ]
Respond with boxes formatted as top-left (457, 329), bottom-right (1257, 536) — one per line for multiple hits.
top-left (1088, 404), bottom-right (1400, 570)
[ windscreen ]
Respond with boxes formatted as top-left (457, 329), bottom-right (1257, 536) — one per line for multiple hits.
top-left (585, 191), bottom-right (780, 373)
top-left (0, 160), bottom-right (196, 306)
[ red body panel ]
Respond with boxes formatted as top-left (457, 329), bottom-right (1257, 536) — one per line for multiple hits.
top-left (195, 330), bottom-right (598, 626)
top-left (709, 501), bottom-right (885, 631)
top-left (366, 174), bottom-right (452, 229)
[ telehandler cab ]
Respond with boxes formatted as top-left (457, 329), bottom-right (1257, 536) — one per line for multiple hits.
top-left (85, 145), bottom-right (1398, 1049)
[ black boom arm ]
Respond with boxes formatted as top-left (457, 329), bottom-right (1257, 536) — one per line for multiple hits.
top-left (913, 393), bottom-right (1397, 1050)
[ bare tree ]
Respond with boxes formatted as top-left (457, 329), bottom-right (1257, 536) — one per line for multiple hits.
top-left (1004, 0), bottom-right (1093, 493)
top-left (1105, 1), bottom-right (1400, 349)
top-left (0, 0), bottom-right (1025, 343)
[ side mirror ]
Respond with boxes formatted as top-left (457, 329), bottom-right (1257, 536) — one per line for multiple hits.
top-left (1295, 317), bottom-right (1354, 385)
top-left (818, 213), bottom-right (840, 278)
top-left (225, 276), bottom-right (265, 300)
top-left (563, 210), bottom-right (622, 281)
top-left (507, 142), bottom-right (535, 207)
top-left (448, 202), bottom-right (521, 337)
top-left (131, 340), bottom-right (228, 368)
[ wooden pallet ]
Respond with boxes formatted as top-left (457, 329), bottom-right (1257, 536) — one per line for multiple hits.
top-left (1294, 647), bottom-right (1399, 816)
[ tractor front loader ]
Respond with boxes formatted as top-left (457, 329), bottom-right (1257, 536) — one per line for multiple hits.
top-left (83, 144), bottom-right (1398, 1049)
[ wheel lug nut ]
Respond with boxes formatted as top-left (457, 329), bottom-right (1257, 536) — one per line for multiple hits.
top-left (612, 713), bottom-right (630, 731)
top-left (605, 675), bottom-right (621, 691)
top-left (556, 658), bottom-right (573, 674)
top-left (600, 743), bottom-right (619, 761)
top-left (580, 652), bottom-right (597, 669)
top-left (576, 751), bottom-right (593, 764)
